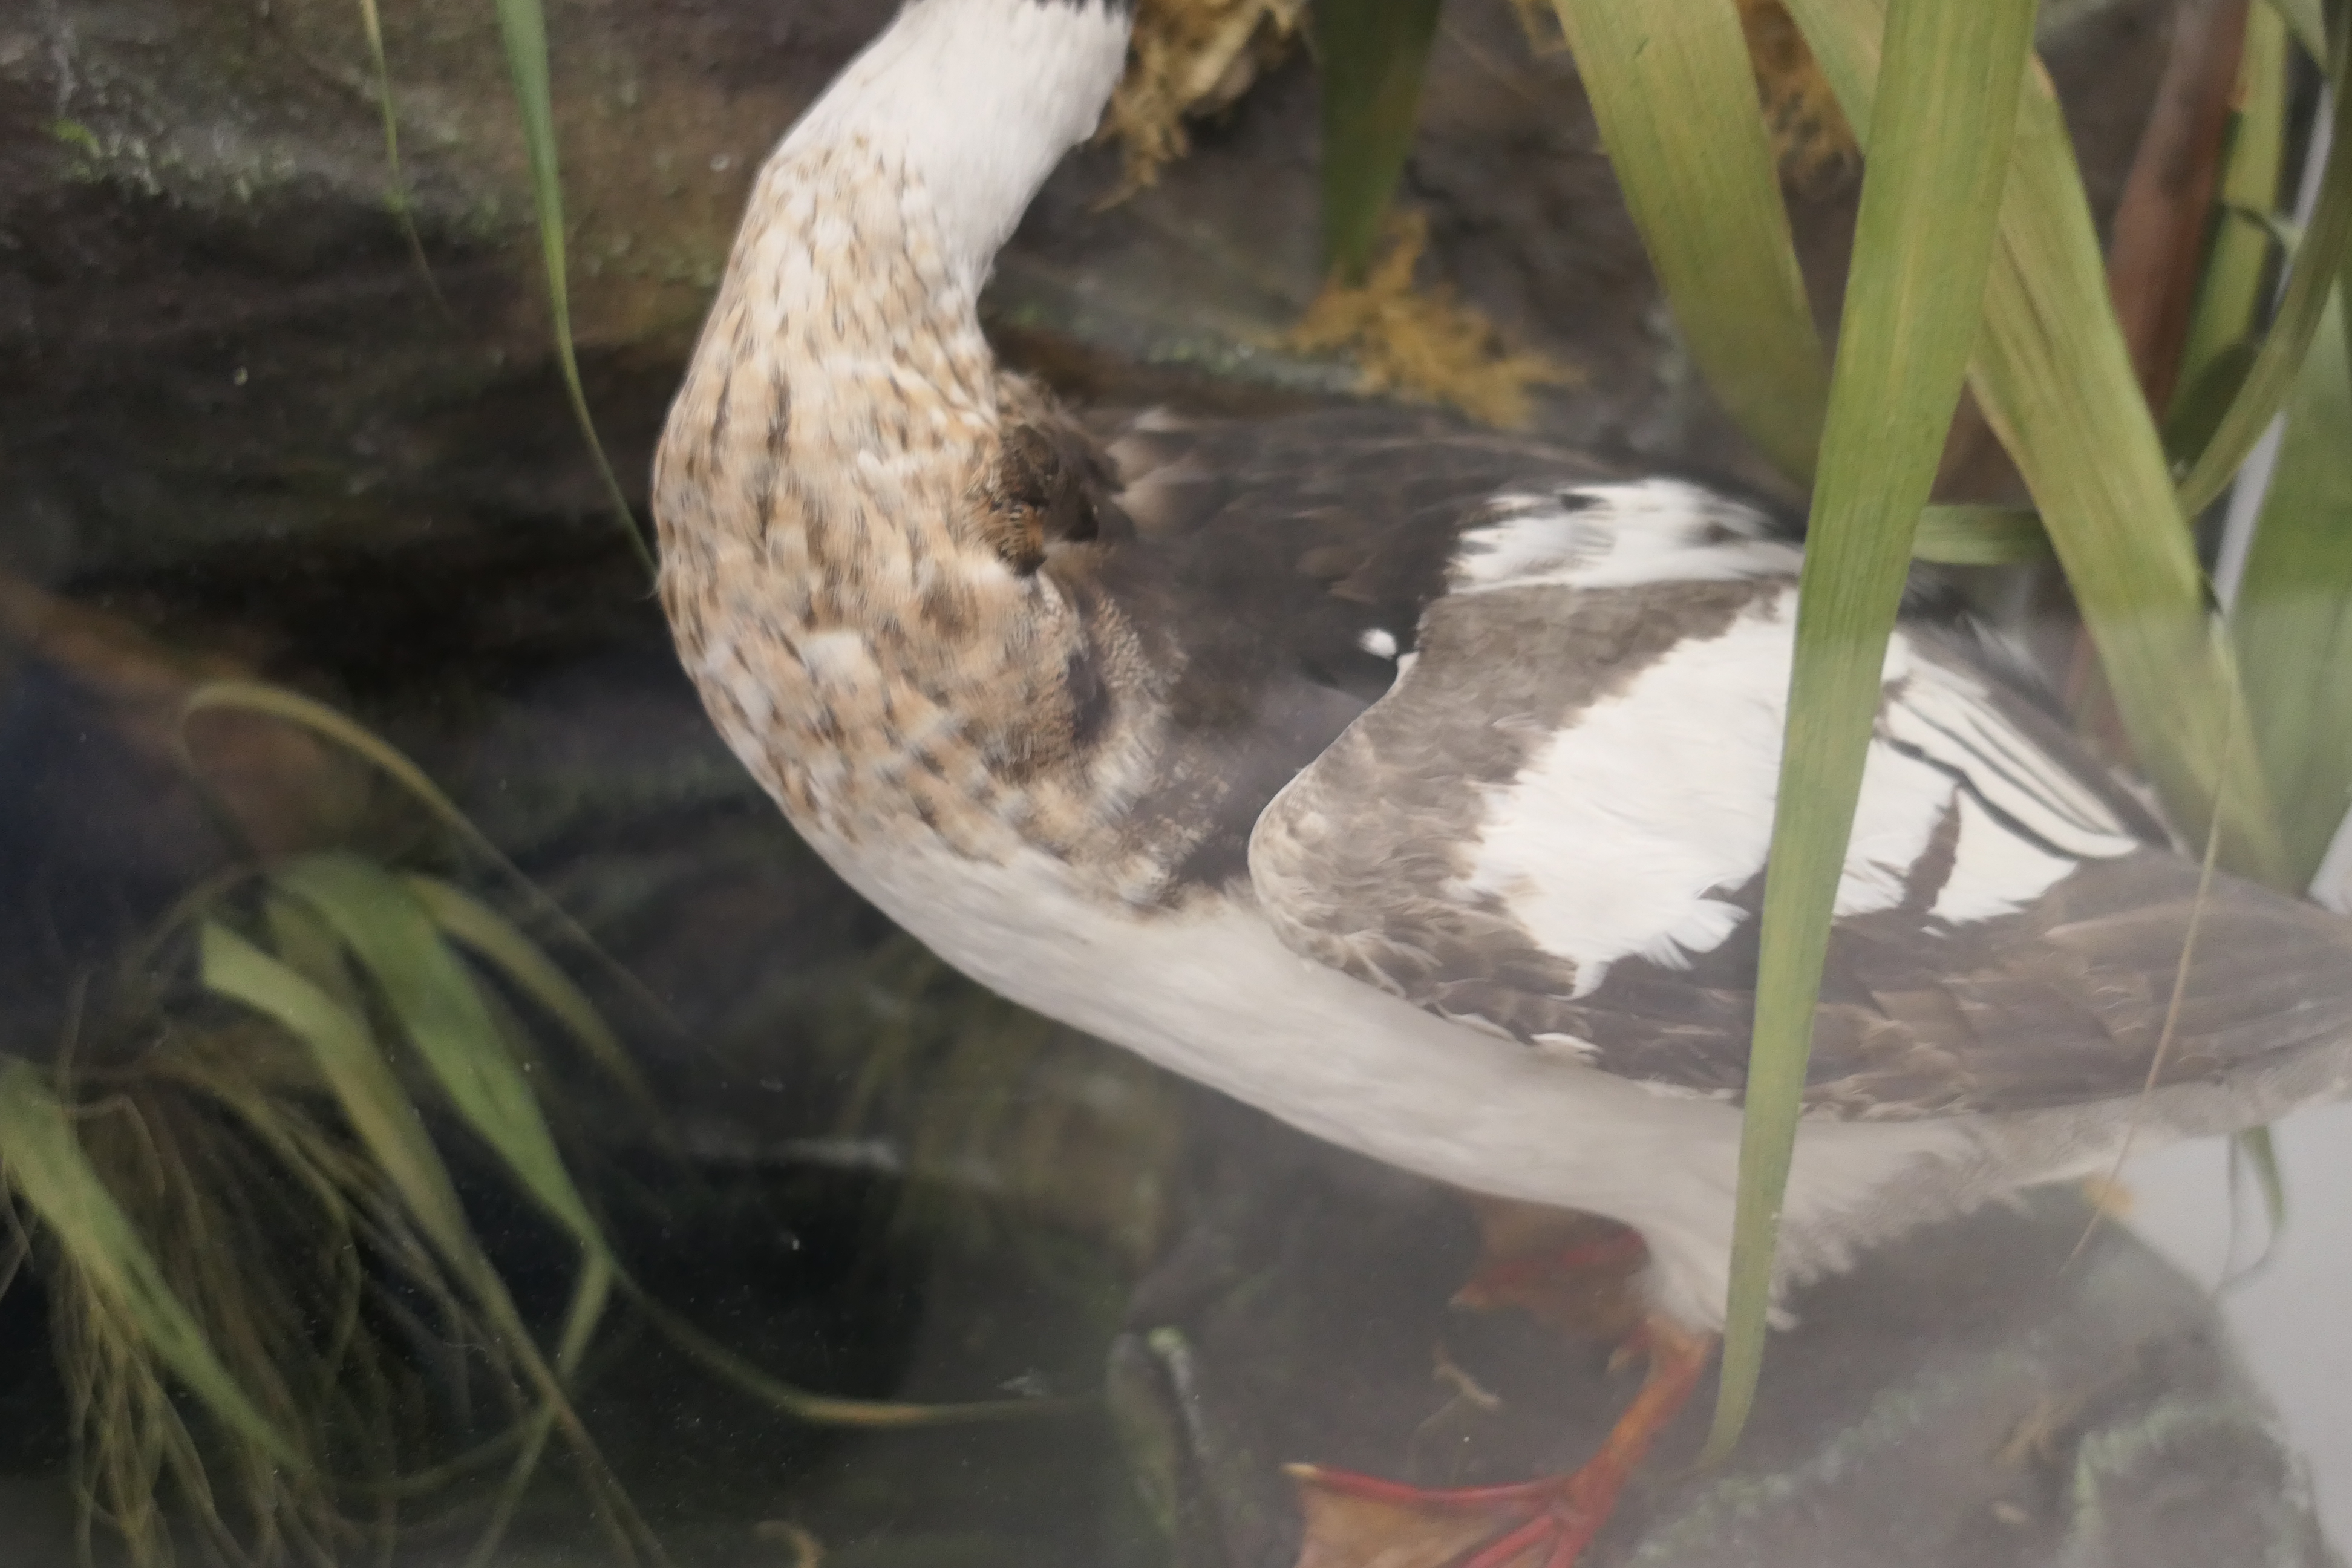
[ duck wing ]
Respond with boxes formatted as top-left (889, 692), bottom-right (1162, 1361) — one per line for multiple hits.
top-left (1079, 403), bottom-right (1631, 889)
top-left (1226, 449), bottom-right (2352, 1120)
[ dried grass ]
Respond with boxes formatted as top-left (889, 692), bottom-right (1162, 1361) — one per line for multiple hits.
top-left (1100, 0), bottom-right (1309, 199)
top-left (1288, 213), bottom-right (1572, 428)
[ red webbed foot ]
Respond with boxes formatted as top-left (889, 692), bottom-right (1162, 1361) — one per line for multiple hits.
top-left (1289, 1317), bottom-right (1711, 1568)
top-left (1288, 1198), bottom-right (1714, 1568)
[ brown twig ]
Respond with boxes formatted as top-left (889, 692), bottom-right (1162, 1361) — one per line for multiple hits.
top-left (2106, 0), bottom-right (2254, 419)
top-left (2066, 0), bottom-right (2253, 752)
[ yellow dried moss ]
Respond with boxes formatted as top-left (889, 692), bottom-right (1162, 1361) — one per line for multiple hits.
top-left (1102, 0), bottom-right (1310, 199)
top-left (1288, 213), bottom-right (1573, 428)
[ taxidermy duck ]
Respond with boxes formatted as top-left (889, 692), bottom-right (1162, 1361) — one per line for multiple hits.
top-left (652, 0), bottom-right (2352, 1559)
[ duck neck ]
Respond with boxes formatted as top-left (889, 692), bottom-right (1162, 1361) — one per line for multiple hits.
top-left (782, 0), bottom-right (1132, 284)
top-left (656, 0), bottom-right (1131, 567)
top-left (652, 0), bottom-right (1133, 849)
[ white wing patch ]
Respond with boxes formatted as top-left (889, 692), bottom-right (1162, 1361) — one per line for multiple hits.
top-left (1454, 591), bottom-right (2141, 995)
top-left (1449, 480), bottom-right (1804, 595)
top-left (1881, 656), bottom-right (2143, 860)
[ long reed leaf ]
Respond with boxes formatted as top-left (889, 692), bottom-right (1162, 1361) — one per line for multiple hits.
top-left (2232, 284), bottom-right (2352, 883)
top-left (1552, 0), bottom-right (1831, 482)
top-left (1913, 504), bottom-right (2048, 564)
top-left (2269, 0), bottom-right (2327, 62)
top-left (632, 1292), bottom-right (1089, 1428)
top-left (489, 0), bottom-right (655, 578)
top-left (2103, 0), bottom-right (2256, 414)
top-left (1788, 0), bottom-right (2288, 883)
top-left (184, 682), bottom-right (470, 842)
top-left (267, 854), bottom-right (639, 1559)
top-left (0, 1057), bottom-right (305, 1471)
top-left (264, 890), bottom-right (362, 1008)
top-left (2177, 38), bottom-right (2352, 518)
top-left (2231, 1123), bottom-right (2290, 1270)
top-left (1704, 0), bottom-right (2037, 1462)
top-left (404, 874), bottom-right (653, 1104)
top-left (1315, 0), bottom-right (1443, 282)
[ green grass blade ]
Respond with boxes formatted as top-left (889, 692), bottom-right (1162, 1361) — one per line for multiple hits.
top-left (2237, 1124), bottom-right (2289, 1233)
top-left (2167, 339), bottom-right (2262, 464)
top-left (1790, 0), bottom-right (2288, 884)
top-left (353, 0), bottom-right (449, 317)
top-left (403, 874), bottom-right (653, 1105)
top-left (2175, 4), bottom-right (2288, 410)
top-left (1912, 504), bottom-right (2050, 564)
top-left (2269, 0), bottom-right (2327, 62)
top-left (0, 1057), bottom-right (305, 1469)
top-left (489, 0), bottom-right (655, 579)
top-left (264, 889), bottom-right (358, 998)
top-left (467, 1253), bottom-right (616, 1568)
top-left (273, 854), bottom-right (610, 1264)
top-left (203, 921), bottom-right (656, 1566)
top-left (184, 681), bottom-right (469, 839)
top-left (1552, 0), bottom-right (1831, 482)
top-left (2177, 30), bottom-right (2352, 518)
top-left (200, 921), bottom-right (479, 1266)
top-left (2232, 284), bottom-right (2352, 883)
top-left (1314, 0), bottom-right (1444, 282)
top-left (1704, 0), bottom-right (2037, 1464)
top-left (631, 1292), bottom-right (1089, 1428)
top-left (183, 679), bottom-right (685, 1036)
top-left (2220, 1124), bottom-right (2288, 1287)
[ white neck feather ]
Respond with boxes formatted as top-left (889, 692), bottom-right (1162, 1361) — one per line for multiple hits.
top-left (782, 0), bottom-right (1132, 278)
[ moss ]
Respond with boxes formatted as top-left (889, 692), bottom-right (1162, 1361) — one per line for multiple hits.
top-left (1100, 0), bottom-right (1310, 199)
top-left (1287, 212), bottom-right (1572, 428)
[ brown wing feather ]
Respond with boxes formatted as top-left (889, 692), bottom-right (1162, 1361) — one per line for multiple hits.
top-left (1249, 540), bottom-right (2352, 1120)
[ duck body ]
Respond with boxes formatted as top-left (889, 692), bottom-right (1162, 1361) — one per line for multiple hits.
top-left (651, 0), bottom-right (2352, 1334)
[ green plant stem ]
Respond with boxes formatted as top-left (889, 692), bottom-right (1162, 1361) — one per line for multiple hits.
top-left (489, 0), bottom-right (657, 580)
top-left (1791, 0), bottom-right (2289, 884)
top-left (1314, 0), bottom-right (1445, 281)
top-left (354, 0), bottom-right (451, 319)
top-left (2177, 22), bottom-right (2352, 518)
top-left (1705, 0), bottom-right (2038, 1463)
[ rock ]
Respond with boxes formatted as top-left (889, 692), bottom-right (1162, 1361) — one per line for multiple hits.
top-left (1109, 1095), bottom-right (2343, 1568)
top-left (4, 0), bottom-right (2174, 581)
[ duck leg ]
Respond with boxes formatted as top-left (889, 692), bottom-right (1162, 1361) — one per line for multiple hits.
top-left (1287, 1204), bottom-right (1711, 1568)
top-left (1287, 1315), bottom-right (1713, 1568)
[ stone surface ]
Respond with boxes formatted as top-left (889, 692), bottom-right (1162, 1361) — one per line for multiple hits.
top-left (1112, 1098), bottom-right (2342, 1568)
top-left (4, 0), bottom-right (2175, 581)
